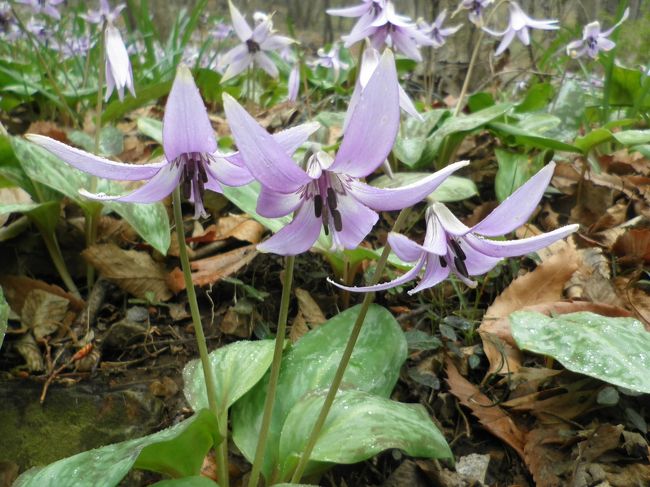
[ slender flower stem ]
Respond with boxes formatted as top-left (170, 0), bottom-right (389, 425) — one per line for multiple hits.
top-left (453, 28), bottom-right (484, 118)
top-left (247, 255), bottom-right (296, 487)
top-left (86, 24), bottom-right (107, 290)
top-left (40, 228), bottom-right (81, 299)
top-left (289, 209), bottom-right (411, 483)
top-left (172, 187), bottom-right (229, 487)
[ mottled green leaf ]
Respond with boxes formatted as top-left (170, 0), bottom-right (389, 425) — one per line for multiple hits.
top-left (612, 129), bottom-right (650, 146)
top-left (137, 117), bottom-right (164, 145)
top-left (510, 311), bottom-right (650, 393)
top-left (494, 149), bottom-right (543, 202)
top-left (183, 340), bottom-right (276, 413)
top-left (232, 304), bottom-right (407, 479)
top-left (489, 121), bottom-right (581, 152)
top-left (278, 389), bottom-right (453, 479)
top-left (68, 126), bottom-right (124, 157)
top-left (14, 410), bottom-right (220, 487)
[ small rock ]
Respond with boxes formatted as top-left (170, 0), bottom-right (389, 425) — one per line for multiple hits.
top-left (456, 453), bottom-right (490, 485)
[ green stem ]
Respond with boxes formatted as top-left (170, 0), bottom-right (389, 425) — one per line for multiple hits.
top-left (172, 187), bottom-right (228, 487)
top-left (289, 209), bottom-right (411, 483)
top-left (40, 229), bottom-right (81, 299)
top-left (247, 255), bottom-right (296, 487)
top-left (86, 24), bottom-right (107, 290)
top-left (453, 28), bottom-right (484, 118)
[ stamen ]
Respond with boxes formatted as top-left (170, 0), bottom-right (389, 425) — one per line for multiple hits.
top-left (449, 239), bottom-right (466, 261)
top-left (314, 195), bottom-right (323, 218)
top-left (327, 187), bottom-right (337, 210)
top-left (331, 209), bottom-right (343, 232)
top-left (454, 256), bottom-right (469, 279)
top-left (439, 256), bottom-right (447, 268)
top-left (322, 207), bottom-right (330, 235)
top-left (246, 39), bottom-right (260, 53)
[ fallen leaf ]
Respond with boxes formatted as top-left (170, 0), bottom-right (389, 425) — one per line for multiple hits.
top-left (615, 277), bottom-right (650, 329)
top-left (21, 289), bottom-right (69, 340)
top-left (82, 244), bottom-right (172, 301)
top-left (15, 333), bottom-right (44, 371)
top-left (0, 275), bottom-right (84, 313)
top-left (0, 188), bottom-right (33, 226)
top-left (445, 357), bottom-right (526, 460)
top-left (26, 120), bottom-right (68, 141)
top-left (167, 244), bottom-right (258, 292)
top-left (479, 247), bottom-right (579, 375)
top-left (613, 228), bottom-right (650, 265)
top-left (524, 427), bottom-right (573, 487)
top-left (565, 248), bottom-right (622, 306)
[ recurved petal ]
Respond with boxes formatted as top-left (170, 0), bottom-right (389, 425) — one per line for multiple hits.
top-left (79, 162), bottom-right (182, 203)
top-left (207, 156), bottom-right (254, 187)
top-left (348, 160), bottom-right (469, 211)
top-left (431, 202), bottom-right (471, 236)
top-left (464, 224), bottom-right (579, 258)
top-left (330, 50), bottom-right (399, 178)
top-left (494, 28), bottom-right (516, 56)
top-left (273, 122), bottom-right (320, 153)
top-left (398, 84), bottom-right (423, 120)
top-left (256, 199), bottom-right (322, 255)
top-left (332, 193), bottom-right (379, 249)
top-left (601, 7), bottom-right (629, 37)
top-left (26, 134), bottom-right (167, 180)
top-left (163, 65), bottom-right (217, 163)
top-left (223, 94), bottom-right (311, 192)
top-left (408, 254), bottom-right (450, 294)
top-left (386, 232), bottom-right (425, 262)
top-left (327, 257), bottom-right (425, 293)
top-left (254, 52), bottom-right (279, 78)
top-left (471, 162), bottom-right (555, 236)
top-left (229, 1), bottom-right (252, 41)
top-left (261, 34), bottom-right (295, 51)
top-left (327, 3), bottom-right (371, 17)
top-left (220, 52), bottom-right (253, 83)
top-left (257, 187), bottom-right (303, 218)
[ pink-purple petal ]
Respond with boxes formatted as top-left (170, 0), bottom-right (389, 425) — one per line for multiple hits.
top-left (80, 162), bottom-right (182, 203)
top-left (26, 134), bottom-right (167, 180)
top-left (472, 162), bottom-right (555, 236)
top-left (257, 187), bottom-right (303, 218)
top-left (386, 232), bottom-right (425, 262)
top-left (464, 224), bottom-right (579, 258)
top-left (228, 1), bottom-right (252, 42)
top-left (408, 255), bottom-right (450, 294)
top-left (332, 193), bottom-right (379, 249)
top-left (330, 50), bottom-right (399, 178)
top-left (256, 199), bottom-right (322, 255)
top-left (348, 160), bottom-right (469, 211)
top-left (222, 94), bottom-right (312, 192)
top-left (163, 65), bottom-right (217, 163)
top-left (430, 202), bottom-right (472, 236)
top-left (327, 258), bottom-right (425, 293)
top-left (207, 156), bottom-right (254, 187)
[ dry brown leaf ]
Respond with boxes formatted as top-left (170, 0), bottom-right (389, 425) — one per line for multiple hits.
top-left (445, 357), bottom-right (526, 460)
top-left (0, 187), bottom-right (33, 226)
top-left (167, 244), bottom-right (258, 292)
top-left (479, 247), bottom-right (579, 375)
top-left (21, 289), bottom-right (69, 340)
top-left (524, 427), bottom-right (573, 487)
top-left (613, 228), bottom-right (650, 265)
top-left (214, 215), bottom-right (264, 243)
top-left (15, 333), bottom-right (44, 371)
top-left (26, 120), bottom-right (68, 141)
top-left (566, 248), bottom-right (622, 306)
top-left (82, 244), bottom-right (172, 301)
top-left (295, 288), bottom-right (326, 325)
top-left (220, 306), bottom-right (253, 338)
top-left (0, 275), bottom-right (84, 313)
top-left (615, 277), bottom-right (650, 329)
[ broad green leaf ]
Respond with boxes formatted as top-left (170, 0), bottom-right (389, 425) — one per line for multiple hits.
top-left (68, 127), bottom-right (124, 157)
top-left (494, 149), bottom-right (543, 202)
top-left (278, 389), bottom-right (453, 479)
top-left (548, 79), bottom-right (585, 140)
top-left (138, 117), bottom-right (164, 145)
top-left (14, 409), bottom-right (220, 487)
top-left (183, 340), bottom-right (276, 413)
top-left (404, 330), bottom-right (442, 351)
top-left (370, 173), bottom-right (478, 202)
top-left (0, 286), bottom-right (8, 350)
top-left (393, 110), bottom-right (448, 166)
top-left (232, 304), bottom-right (407, 479)
top-left (510, 311), bottom-right (650, 393)
top-left (574, 128), bottom-right (612, 153)
top-left (151, 477), bottom-right (218, 487)
top-left (609, 64), bottom-right (646, 108)
top-left (515, 83), bottom-right (554, 113)
top-left (0, 135), bottom-right (40, 198)
top-left (612, 129), bottom-right (650, 146)
top-left (0, 200), bottom-right (61, 234)
top-left (430, 103), bottom-right (512, 149)
top-left (12, 138), bottom-right (170, 254)
top-left (489, 121), bottom-right (581, 152)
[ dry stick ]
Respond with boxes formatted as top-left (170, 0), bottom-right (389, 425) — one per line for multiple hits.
top-left (289, 208), bottom-right (411, 483)
top-left (172, 187), bottom-right (229, 487)
top-left (247, 255), bottom-right (296, 487)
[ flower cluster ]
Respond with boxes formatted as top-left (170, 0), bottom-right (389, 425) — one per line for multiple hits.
top-left (566, 8), bottom-right (629, 59)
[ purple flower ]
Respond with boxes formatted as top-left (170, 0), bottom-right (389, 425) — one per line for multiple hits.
top-left (81, 0), bottom-right (125, 25)
top-left (566, 8), bottom-right (629, 59)
top-left (223, 50), bottom-right (468, 255)
top-left (211, 20), bottom-right (233, 41)
top-left (483, 2), bottom-right (558, 56)
top-left (27, 66), bottom-right (317, 219)
top-left (310, 43), bottom-right (349, 81)
top-left (287, 64), bottom-right (300, 102)
top-left (104, 25), bottom-right (135, 101)
top-left (329, 162), bottom-right (578, 293)
top-left (347, 43), bottom-right (421, 124)
top-left (418, 10), bottom-right (462, 48)
top-left (219, 1), bottom-right (295, 83)
top-left (16, 0), bottom-right (63, 20)
top-left (51, 34), bottom-right (93, 59)
top-left (327, 0), bottom-right (385, 19)
top-left (339, 1), bottom-right (433, 61)
top-left (458, 0), bottom-right (493, 27)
